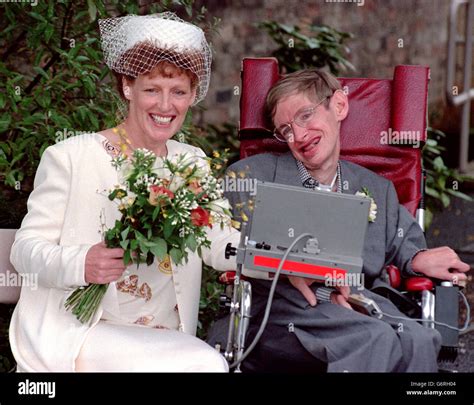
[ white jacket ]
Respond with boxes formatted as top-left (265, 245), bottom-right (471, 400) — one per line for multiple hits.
top-left (9, 133), bottom-right (239, 371)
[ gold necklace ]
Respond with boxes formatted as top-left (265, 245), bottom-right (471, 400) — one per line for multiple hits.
top-left (112, 126), bottom-right (168, 157)
top-left (112, 126), bottom-right (133, 156)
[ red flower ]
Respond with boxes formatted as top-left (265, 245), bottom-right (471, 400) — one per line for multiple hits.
top-left (149, 185), bottom-right (174, 206)
top-left (190, 207), bottom-right (211, 227)
top-left (188, 179), bottom-right (204, 195)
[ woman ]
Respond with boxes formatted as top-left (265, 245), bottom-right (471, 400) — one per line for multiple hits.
top-left (9, 12), bottom-right (239, 372)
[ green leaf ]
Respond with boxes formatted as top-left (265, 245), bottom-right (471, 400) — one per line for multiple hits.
top-left (44, 24), bottom-right (54, 43)
top-left (433, 156), bottom-right (446, 171)
top-left (37, 92), bottom-right (51, 108)
top-left (152, 206), bottom-right (160, 221)
top-left (149, 238), bottom-right (167, 260)
top-left (163, 220), bottom-right (174, 239)
top-left (33, 66), bottom-right (50, 81)
top-left (87, 0), bottom-right (97, 22)
top-left (0, 115), bottom-right (12, 133)
top-left (123, 250), bottom-right (132, 266)
top-left (440, 192), bottom-right (450, 208)
top-left (169, 247), bottom-right (183, 266)
top-left (0, 93), bottom-right (6, 109)
top-left (28, 11), bottom-right (47, 22)
top-left (119, 239), bottom-right (129, 250)
top-left (185, 234), bottom-right (197, 252)
top-left (425, 186), bottom-right (440, 199)
top-left (445, 189), bottom-right (473, 201)
top-left (121, 227), bottom-right (130, 241)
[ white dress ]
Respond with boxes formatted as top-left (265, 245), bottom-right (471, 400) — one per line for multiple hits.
top-left (9, 133), bottom-right (240, 372)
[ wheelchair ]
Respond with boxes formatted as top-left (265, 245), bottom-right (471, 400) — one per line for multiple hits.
top-left (212, 57), bottom-right (465, 372)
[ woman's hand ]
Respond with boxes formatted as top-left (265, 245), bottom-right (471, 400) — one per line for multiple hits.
top-left (85, 242), bottom-right (126, 284)
top-left (287, 275), bottom-right (352, 309)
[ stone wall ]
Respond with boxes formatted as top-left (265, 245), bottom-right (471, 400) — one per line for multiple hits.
top-left (197, 0), bottom-right (466, 130)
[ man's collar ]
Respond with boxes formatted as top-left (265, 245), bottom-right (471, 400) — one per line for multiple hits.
top-left (296, 160), bottom-right (318, 188)
top-left (272, 153), bottom-right (362, 195)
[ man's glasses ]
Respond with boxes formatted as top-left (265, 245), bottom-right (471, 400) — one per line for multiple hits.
top-left (273, 97), bottom-right (329, 143)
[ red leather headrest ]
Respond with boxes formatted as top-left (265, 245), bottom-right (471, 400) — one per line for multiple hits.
top-left (239, 58), bottom-right (430, 216)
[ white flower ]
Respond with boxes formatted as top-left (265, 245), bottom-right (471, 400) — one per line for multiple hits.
top-left (208, 198), bottom-right (231, 215)
top-left (118, 160), bottom-right (134, 184)
top-left (152, 158), bottom-right (172, 179)
top-left (168, 175), bottom-right (186, 192)
top-left (355, 188), bottom-right (377, 222)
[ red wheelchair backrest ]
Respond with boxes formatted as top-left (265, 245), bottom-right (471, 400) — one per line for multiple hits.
top-left (239, 58), bottom-right (430, 216)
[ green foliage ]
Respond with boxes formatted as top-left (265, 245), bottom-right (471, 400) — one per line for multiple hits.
top-left (197, 266), bottom-right (224, 340)
top-left (0, 0), bottom-right (224, 365)
top-left (257, 20), bottom-right (355, 74)
top-left (423, 127), bottom-right (473, 228)
top-left (0, 0), bottom-right (218, 197)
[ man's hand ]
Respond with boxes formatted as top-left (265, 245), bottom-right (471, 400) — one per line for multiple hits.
top-left (411, 246), bottom-right (470, 285)
top-left (287, 275), bottom-right (352, 309)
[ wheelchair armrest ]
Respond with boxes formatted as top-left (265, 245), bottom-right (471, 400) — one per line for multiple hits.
top-left (384, 264), bottom-right (434, 292)
top-left (405, 276), bottom-right (434, 292)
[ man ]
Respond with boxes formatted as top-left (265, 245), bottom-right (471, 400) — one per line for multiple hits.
top-left (219, 69), bottom-right (470, 372)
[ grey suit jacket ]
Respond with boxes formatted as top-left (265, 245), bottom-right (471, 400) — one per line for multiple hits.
top-left (225, 152), bottom-right (426, 288)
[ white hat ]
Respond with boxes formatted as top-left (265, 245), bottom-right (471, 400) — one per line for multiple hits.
top-left (98, 12), bottom-right (212, 104)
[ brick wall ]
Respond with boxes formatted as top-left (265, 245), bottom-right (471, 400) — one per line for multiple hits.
top-left (197, 0), bottom-right (461, 129)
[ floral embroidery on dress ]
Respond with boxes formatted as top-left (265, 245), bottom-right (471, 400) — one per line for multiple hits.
top-left (152, 324), bottom-right (169, 330)
top-left (116, 275), bottom-right (153, 302)
top-left (134, 315), bottom-right (154, 326)
top-left (158, 255), bottom-right (172, 275)
top-left (139, 282), bottom-right (152, 302)
top-left (102, 139), bottom-right (121, 158)
top-left (133, 316), bottom-right (169, 329)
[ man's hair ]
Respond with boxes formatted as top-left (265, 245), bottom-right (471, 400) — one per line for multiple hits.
top-left (266, 69), bottom-right (342, 120)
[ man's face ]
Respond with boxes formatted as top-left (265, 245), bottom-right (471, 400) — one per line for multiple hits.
top-left (273, 90), bottom-right (348, 172)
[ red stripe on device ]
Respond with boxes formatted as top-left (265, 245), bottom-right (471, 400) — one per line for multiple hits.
top-left (253, 255), bottom-right (347, 278)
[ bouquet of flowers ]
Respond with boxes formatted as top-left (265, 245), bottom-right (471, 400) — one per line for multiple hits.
top-left (65, 148), bottom-right (233, 324)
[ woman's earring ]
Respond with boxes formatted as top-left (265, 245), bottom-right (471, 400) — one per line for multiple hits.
top-left (123, 87), bottom-right (131, 97)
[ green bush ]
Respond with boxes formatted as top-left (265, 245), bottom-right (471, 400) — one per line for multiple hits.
top-left (423, 127), bottom-right (473, 228)
top-left (0, 0), bottom-right (224, 368)
top-left (257, 20), bottom-right (355, 74)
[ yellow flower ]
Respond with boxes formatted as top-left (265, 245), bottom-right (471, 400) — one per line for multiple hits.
top-left (241, 212), bottom-right (249, 222)
top-left (231, 220), bottom-right (241, 229)
top-left (116, 190), bottom-right (126, 199)
top-left (213, 151), bottom-right (220, 158)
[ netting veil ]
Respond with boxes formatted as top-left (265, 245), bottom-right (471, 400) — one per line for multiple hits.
top-left (98, 12), bottom-right (212, 104)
